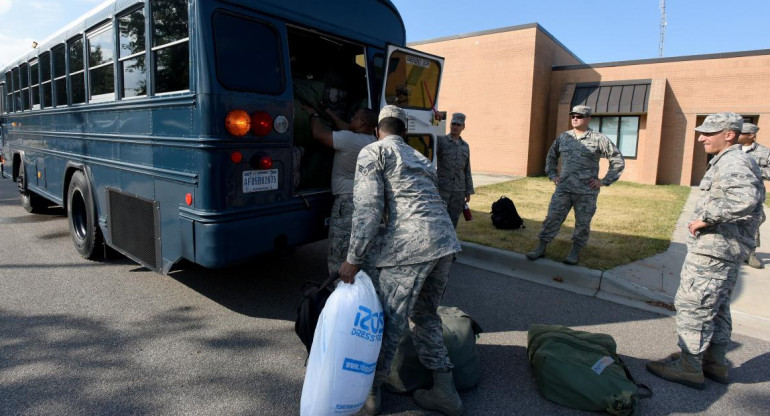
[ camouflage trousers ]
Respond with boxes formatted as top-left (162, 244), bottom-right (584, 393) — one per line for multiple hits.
top-left (537, 189), bottom-right (597, 247)
top-left (675, 252), bottom-right (740, 355)
top-left (327, 193), bottom-right (355, 276)
top-left (440, 190), bottom-right (465, 228)
top-left (372, 255), bottom-right (454, 386)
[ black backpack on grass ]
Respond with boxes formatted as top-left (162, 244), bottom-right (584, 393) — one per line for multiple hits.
top-left (491, 196), bottom-right (524, 229)
top-left (295, 273), bottom-right (338, 354)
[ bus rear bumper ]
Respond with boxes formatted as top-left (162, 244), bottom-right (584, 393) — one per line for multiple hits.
top-left (182, 195), bottom-right (333, 269)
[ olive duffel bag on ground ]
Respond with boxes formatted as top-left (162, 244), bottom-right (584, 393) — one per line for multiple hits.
top-left (385, 306), bottom-right (483, 393)
top-left (527, 324), bottom-right (652, 416)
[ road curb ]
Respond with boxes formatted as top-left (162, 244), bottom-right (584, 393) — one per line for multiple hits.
top-left (457, 241), bottom-right (674, 315)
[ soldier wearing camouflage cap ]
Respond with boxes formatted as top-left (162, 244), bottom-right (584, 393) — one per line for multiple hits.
top-left (737, 122), bottom-right (769, 269)
top-left (526, 105), bottom-right (625, 265)
top-left (339, 105), bottom-right (463, 415)
top-left (647, 112), bottom-right (765, 389)
top-left (437, 112), bottom-right (474, 228)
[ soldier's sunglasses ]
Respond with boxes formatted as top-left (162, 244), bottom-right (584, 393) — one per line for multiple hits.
top-left (570, 114), bottom-right (586, 119)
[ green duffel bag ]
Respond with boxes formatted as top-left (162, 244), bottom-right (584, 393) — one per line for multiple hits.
top-left (527, 324), bottom-right (652, 416)
top-left (385, 306), bottom-right (483, 393)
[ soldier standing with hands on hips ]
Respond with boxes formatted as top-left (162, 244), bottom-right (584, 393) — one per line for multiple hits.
top-left (526, 105), bottom-right (625, 265)
top-left (647, 112), bottom-right (764, 389)
top-left (339, 105), bottom-right (464, 416)
top-left (737, 122), bottom-right (769, 269)
top-left (437, 112), bottom-right (474, 227)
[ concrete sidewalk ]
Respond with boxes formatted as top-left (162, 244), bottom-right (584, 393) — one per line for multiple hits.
top-left (459, 173), bottom-right (770, 341)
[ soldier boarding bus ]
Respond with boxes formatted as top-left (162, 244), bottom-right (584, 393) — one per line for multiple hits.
top-left (0, 0), bottom-right (445, 273)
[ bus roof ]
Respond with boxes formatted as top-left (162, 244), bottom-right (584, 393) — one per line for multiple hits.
top-left (2, 0), bottom-right (406, 70)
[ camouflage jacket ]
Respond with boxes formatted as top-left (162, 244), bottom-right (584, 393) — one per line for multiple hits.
top-left (436, 135), bottom-right (474, 195)
top-left (689, 144), bottom-right (765, 263)
top-left (545, 129), bottom-right (625, 194)
top-left (347, 135), bottom-right (461, 267)
top-left (743, 141), bottom-right (770, 181)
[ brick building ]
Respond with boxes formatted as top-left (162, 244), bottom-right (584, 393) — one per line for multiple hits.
top-left (411, 24), bottom-right (770, 187)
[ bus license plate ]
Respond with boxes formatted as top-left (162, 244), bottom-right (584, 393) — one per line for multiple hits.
top-left (243, 169), bottom-right (279, 193)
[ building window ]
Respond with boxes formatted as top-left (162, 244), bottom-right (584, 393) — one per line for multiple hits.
top-left (152, 0), bottom-right (189, 94)
top-left (88, 24), bottom-right (116, 101)
top-left (589, 116), bottom-right (639, 158)
top-left (119, 7), bottom-right (147, 98)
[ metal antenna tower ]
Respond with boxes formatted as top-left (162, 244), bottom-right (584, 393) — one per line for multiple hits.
top-left (659, 0), bottom-right (667, 58)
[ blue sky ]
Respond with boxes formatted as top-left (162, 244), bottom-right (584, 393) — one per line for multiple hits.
top-left (1, 0), bottom-right (769, 67)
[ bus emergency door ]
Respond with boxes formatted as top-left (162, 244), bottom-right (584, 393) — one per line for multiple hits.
top-left (379, 45), bottom-right (445, 164)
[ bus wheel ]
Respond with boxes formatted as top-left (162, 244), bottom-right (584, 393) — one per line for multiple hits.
top-left (67, 171), bottom-right (103, 259)
top-left (18, 160), bottom-right (48, 213)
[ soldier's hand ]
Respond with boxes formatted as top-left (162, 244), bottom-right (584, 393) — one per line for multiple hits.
top-left (465, 195), bottom-right (471, 203)
top-left (339, 261), bottom-right (361, 284)
top-left (688, 220), bottom-right (708, 236)
top-left (589, 178), bottom-right (603, 189)
top-left (552, 177), bottom-right (561, 185)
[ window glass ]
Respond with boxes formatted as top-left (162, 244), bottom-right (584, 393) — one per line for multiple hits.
top-left (55, 78), bottom-right (67, 106)
top-left (4, 72), bottom-right (11, 112)
top-left (71, 73), bottom-right (85, 104)
top-left (53, 46), bottom-right (66, 78)
top-left (43, 83), bottom-right (53, 108)
top-left (91, 65), bottom-right (115, 97)
top-left (588, 117), bottom-right (600, 132)
top-left (601, 116), bottom-right (619, 145)
top-left (30, 61), bottom-right (39, 85)
top-left (152, 0), bottom-right (189, 94)
top-left (618, 117), bottom-right (639, 157)
top-left (40, 53), bottom-right (51, 81)
top-left (213, 12), bottom-right (283, 94)
top-left (122, 55), bottom-right (147, 97)
top-left (19, 64), bottom-right (28, 88)
top-left (19, 64), bottom-right (29, 110)
top-left (152, 0), bottom-right (188, 47)
top-left (154, 42), bottom-right (188, 93)
top-left (384, 50), bottom-right (441, 110)
top-left (119, 8), bottom-right (145, 58)
top-left (89, 27), bottom-right (114, 67)
top-left (69, 38), bottom-right (84, 72)
top-left (406, 134), bottom-right (434, 161)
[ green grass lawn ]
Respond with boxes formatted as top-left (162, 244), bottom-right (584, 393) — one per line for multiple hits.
top-left (456, 178), bottom-right (691, 270)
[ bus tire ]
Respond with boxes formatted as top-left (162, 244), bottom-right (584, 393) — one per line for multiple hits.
top-left (67, 170), bottom-right (103, 260)
top-left (18, 160), bottom-right (48, 213)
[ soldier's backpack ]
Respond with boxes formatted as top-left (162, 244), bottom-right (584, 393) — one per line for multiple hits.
top-left (295, 273), bottom-right (338, 354)
top-left (490, 196), bottom-right (524, 229)
top-left (527, 324), bottom-right (652, 416)
top-left (385, 306), bottom-right (483, 393)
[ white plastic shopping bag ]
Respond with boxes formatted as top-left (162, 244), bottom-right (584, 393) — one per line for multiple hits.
top-left (300, 271), bottom-right (383, 416)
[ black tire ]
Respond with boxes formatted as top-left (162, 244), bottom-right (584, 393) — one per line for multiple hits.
top-left (18, 160), bottom-right (48, 213)
top-left (67, 170), bottom-right (103, 260)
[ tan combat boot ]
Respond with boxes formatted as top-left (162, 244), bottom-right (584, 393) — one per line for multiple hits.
top-left (746, 250), bottom-right (764, 269)
top-left (646, 350), bottom-right (705, 390)
top-left (413, 370), bottom-right (464, 416)
top-left (563, 244), bottom-right (582, 265)
top-left (526, 240), bottom-right (548, 260)
top-left (702, 343), bottom-right (729, 384)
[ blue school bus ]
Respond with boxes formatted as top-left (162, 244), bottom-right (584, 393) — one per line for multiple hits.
top-left (0, 0), bottom-right (445, 273)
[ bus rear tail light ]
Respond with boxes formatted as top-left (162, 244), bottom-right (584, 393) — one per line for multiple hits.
top-left (185, 193), bottom-right (193, 206)
top-left (250, 111), bottom-right (273, 136)
top-left (258, 156), bottom-right (273, 170)
top-left (225, 110), bottom-right (251, 137)
top-left (230, 151), bottom-right (243, 164)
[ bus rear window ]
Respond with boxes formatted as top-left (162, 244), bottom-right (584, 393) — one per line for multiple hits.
top-left (385, 51), bottom-right (441, 111)
top-left (213, 12), bottom-right (283, 94)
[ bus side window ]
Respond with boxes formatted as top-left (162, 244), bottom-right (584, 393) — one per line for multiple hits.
top-left (152, 0), bottom-right (189, 94)
top-left (68, 37), bottom-right (86, 104)
top-left (53, 46), bottom-right (67, 107)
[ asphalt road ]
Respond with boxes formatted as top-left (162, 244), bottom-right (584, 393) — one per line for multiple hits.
top-left (1, 177), bottom-right (769, 415)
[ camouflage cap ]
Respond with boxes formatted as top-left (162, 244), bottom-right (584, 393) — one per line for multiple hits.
top-left (378, 105), bottom-right (408, 126)
top-left (741, 122), bottom-right (759, 134)
top-left (451, 112), bottom-right (466, 124)
top-left (694, 112), bottom-right (744, 133)
top-left (569, 105), bottom-right (592, 116)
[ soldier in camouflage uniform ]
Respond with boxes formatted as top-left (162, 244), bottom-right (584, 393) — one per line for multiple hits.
top-left (647, 113), bottom-right (765, 389)
top-left (339, 105), bottom-right (463, 416)
top-left (305, 106), bottom-right (378, 275)
top-left (526, 105), bottom-right (625, 265)
top-left (738, 122), bottom-right (769, 269)
top-left (437, 112), bottom-right (474, 227)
